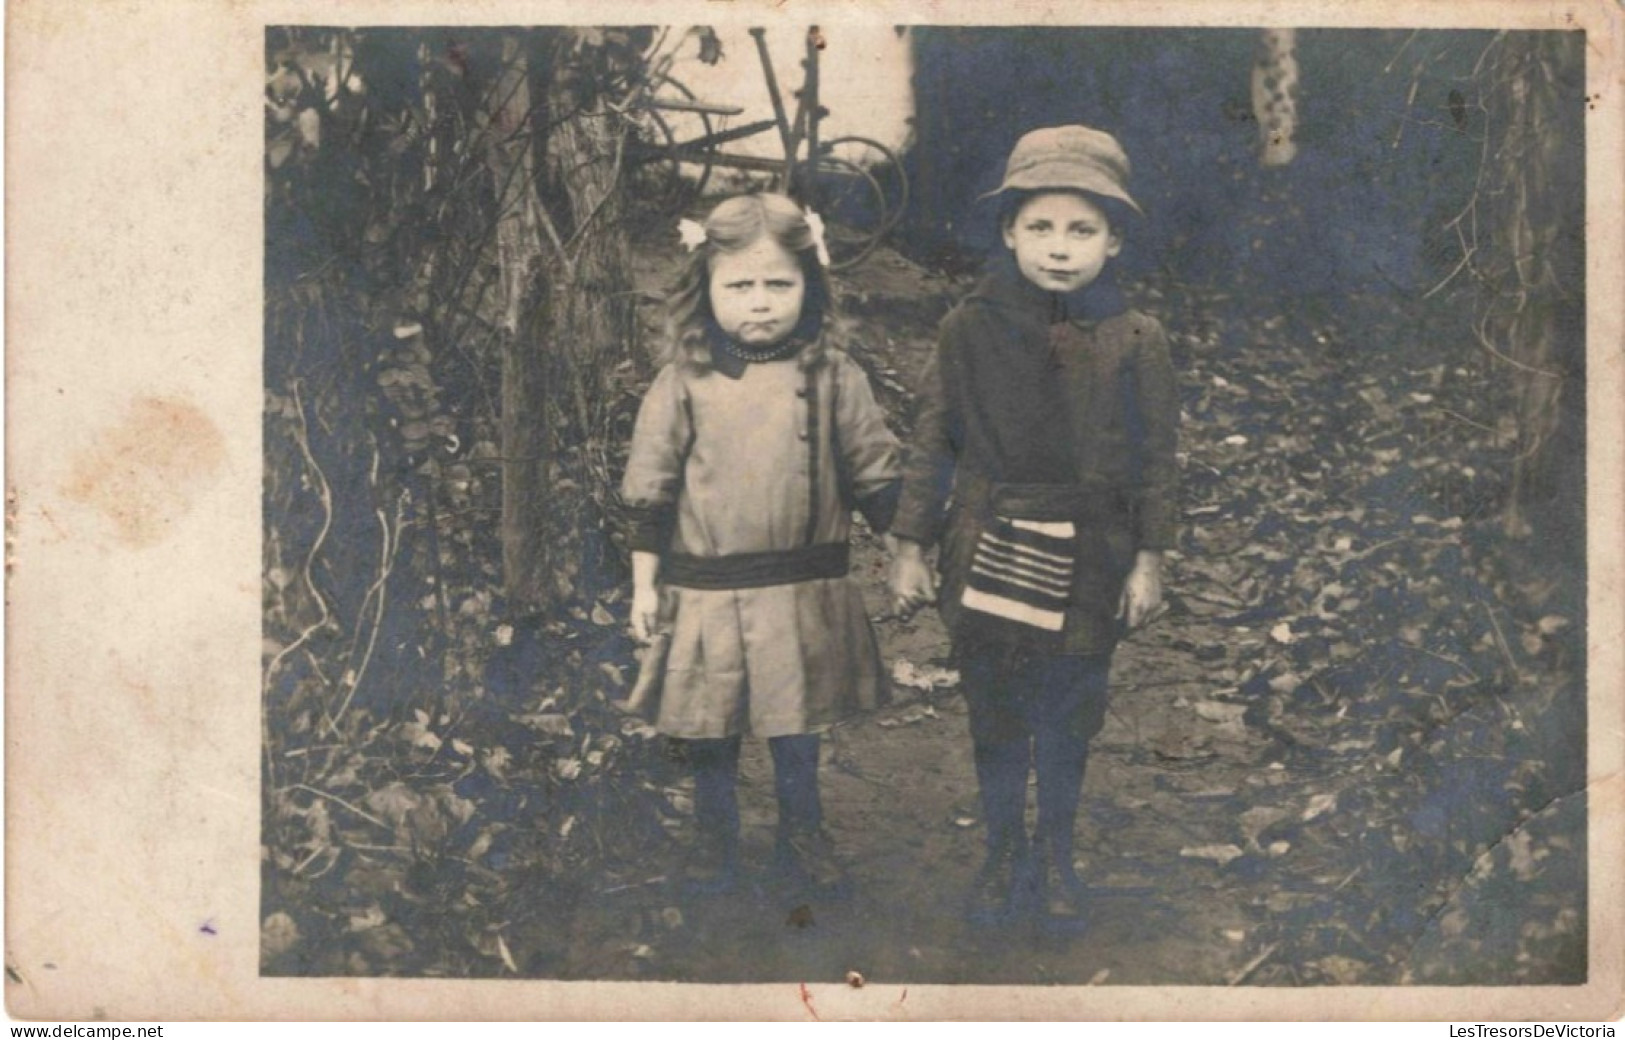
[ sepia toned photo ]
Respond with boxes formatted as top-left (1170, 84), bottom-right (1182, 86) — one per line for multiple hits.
top-left (259, 19), bottom-right (1589, 986)
top-left (7, 0), bottom-right (1622, 1022)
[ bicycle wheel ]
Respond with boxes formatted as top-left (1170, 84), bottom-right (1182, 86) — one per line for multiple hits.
top-left (820, 136), bottom-right (909, 233)
top-left (792, 155), bottom-right (888, 271)
top-left (625, 74), bottom-right (715, 217)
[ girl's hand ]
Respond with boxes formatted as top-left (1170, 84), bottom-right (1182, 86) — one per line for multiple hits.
top-left (630, 550), bottom-right (663, 643)
top-left (886, 535), bottom-right (938, 617)
top-left (1118, 550), bottom-right (1165, 631)
top-left (630, 582), bottom-right (663, 644)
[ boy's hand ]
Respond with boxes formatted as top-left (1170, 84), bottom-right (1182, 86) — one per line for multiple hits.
top-left (630, 583), bottom-right (662, 643)
top-left (1117, 550), bottom-right (1165, 631)
top-left (886, 535), bottom-right (938, 616)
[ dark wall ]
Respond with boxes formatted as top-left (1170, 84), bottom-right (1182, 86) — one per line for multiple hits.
top-left (904, 28), bottom-right (1576, 297)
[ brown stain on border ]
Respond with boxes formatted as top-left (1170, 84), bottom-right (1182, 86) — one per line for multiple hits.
top-left (62, 396), bottom-right (227, 548)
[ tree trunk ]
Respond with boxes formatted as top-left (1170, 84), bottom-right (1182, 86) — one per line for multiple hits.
top-left (1485, 33), bottom-right (1584, 539)
top-left (542, 41), bottom-right (635, 444)
top-left (489, 35), bottom-right (554, 614)
top-left (1252, 29), bottom-right (1299, 167)
top-left (493, 30), bottom-right (637, 614)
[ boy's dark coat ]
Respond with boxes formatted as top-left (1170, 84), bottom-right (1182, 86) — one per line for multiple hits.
top-left (891, 265), bottom-right (1181, 654)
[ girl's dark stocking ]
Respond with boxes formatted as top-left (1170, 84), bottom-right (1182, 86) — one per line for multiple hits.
top-left (688, 736), bottom-right (743, 851)
top-left (768, 734), bottom-right (822, 834)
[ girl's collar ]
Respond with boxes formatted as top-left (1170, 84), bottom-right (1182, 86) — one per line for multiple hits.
top-left (976, 253), bottom-right (1128, 325)
top-left (705, 320), bottom-right (808, 379)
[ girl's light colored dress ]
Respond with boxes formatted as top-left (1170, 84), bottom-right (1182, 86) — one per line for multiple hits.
top-left (621, 347), bottom-right (901, 738)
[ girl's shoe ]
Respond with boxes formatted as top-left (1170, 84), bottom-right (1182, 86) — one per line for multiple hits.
top-left (679, 830), bottom-right (739, 897)
top-left (774, 828), bottom-right (852, 899)
top-left (964, 840), bottom-right (1030, 926)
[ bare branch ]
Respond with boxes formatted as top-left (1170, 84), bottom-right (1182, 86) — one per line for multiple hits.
top-left (263, 382), bottom-right (335, 691)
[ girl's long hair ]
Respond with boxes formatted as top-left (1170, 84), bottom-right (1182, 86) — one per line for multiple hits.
top-left (661, 193), bottom-right (844, 371)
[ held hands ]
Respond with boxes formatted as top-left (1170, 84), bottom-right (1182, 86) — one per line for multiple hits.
top-left (886, 534), bottom-right (937, 618)
top-left (1117, 550), bottom-right (1166, 631)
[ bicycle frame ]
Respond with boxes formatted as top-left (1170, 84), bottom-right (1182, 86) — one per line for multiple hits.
top-left (628, 25), bottom-right (903, 268)
top-left (655, 27), bottom-right (827, 195)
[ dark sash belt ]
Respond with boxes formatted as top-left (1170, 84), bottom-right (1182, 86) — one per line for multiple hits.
top-left (991, 482), bottom-right (1130, 523)
top-left (664, 542), bottom-right (850, 590)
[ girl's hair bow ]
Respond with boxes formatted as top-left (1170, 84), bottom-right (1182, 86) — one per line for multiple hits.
top-left (676, 218), bottom-right (708, 252)
top-left (804, 209), bottom-right (830, 267)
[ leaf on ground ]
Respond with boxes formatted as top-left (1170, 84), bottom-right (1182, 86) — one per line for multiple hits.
top-left (1440, 908), bottom-right (1470, 938)
top-left (1507, 830), bottom-right (1538, 881)
top-left (891, 659), bottom-right (960, 691)
top-left (1239, 806), bottom-right (1290, 847)
top-left (261, 912), bottom-right (300, 959)
top-left (1270, 621), bottom-right (1297, 645)
top-left (1191, 700), bottom-right (1247, 738)
top-left (435, 785), bottom-right (476, 825)
top-left (1301, 792), bottom-right (1338, 822)
top-left (1268, 672), bottom-right (1303, 694)
top-left (482, 746), bottom-right (512, 780)
top-left (1180, 844), bottom-right (1246, 866)
top-left (1315, 955), bottom-right (1369, 985)
top-left (520, 713), bottom-right (575, 738)
top-left (1536, 615), bottom-right (1570, 635)
top-left (496, 933), bottom-right (519, 973)
top-left (348, 904), bottom-right (387, 931)
top-left (365, 782), bottom-right (423, 827)
top-left (399, 718), bottom-right (442, 751)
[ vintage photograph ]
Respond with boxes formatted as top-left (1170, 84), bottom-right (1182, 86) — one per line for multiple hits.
top-left (257, 21), bottom-right (1589, 989)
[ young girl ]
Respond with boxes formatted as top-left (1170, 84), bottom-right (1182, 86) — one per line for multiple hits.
top-left (621, 193), bottom-right (901, 897)
top-left (888, 126), bottom-right (1180, 927)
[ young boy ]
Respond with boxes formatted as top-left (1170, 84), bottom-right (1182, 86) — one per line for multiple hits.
top-left (888, 125), bottom-right (1180, 927)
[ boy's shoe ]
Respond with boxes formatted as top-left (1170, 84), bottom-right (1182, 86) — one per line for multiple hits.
top-left (964, 840), bottom-right (1030, 926)
top-left (1033, 840), bottom-right (1091, 930)
top-left (774, 828), bottom-right (853, 899)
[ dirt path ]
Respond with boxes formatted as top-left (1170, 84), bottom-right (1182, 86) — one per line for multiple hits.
top-left (558, 247), bottom-right (1584, 988)
top-left (565, 530), bottom-right (1286, 986)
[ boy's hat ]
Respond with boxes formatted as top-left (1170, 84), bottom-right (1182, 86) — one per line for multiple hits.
top-left (980, 125), bottom-right (1142, 216)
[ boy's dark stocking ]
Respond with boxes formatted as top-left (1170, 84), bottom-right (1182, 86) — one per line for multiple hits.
top-left (971, 734), bottom-right (1031, 854)
top-left (962, 651), bottom-right (1037, 923)
top-left (962, 651), bottom-right (1032, 853)
top-left (684, 736), bottom-right (742, 893)
top-left (1028, 656), bottom-right (1111, 921)
top-left (964, 732), bottom-right (1032, 925)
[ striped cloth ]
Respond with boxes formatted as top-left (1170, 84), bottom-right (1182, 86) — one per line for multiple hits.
top-left (960, 517), bottom-right (1076, 631)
